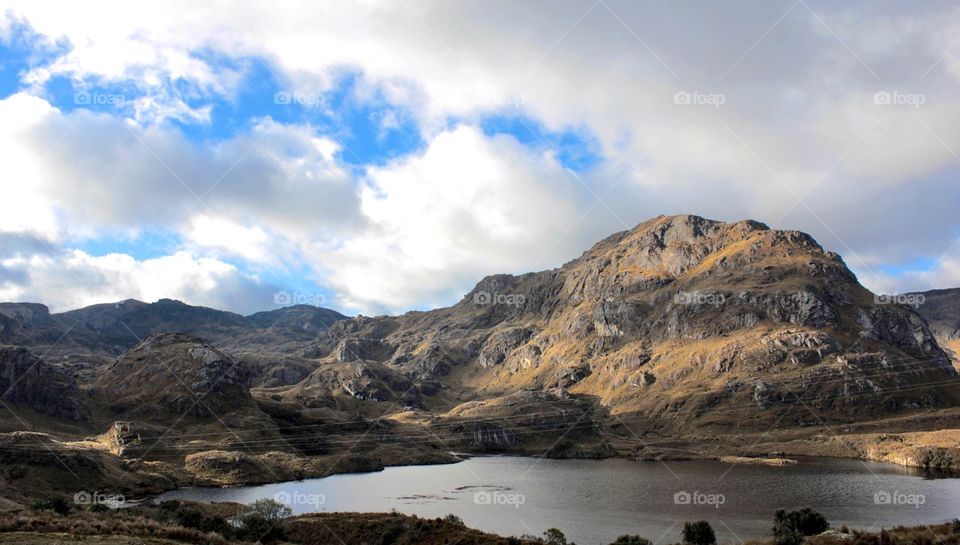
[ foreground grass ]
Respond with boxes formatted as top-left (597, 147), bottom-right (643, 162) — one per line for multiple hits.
top-left (0, 501), bottom-right (958, 545)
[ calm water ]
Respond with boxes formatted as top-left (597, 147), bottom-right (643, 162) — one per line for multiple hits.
top-left (158, 456), bottom-right (960, 544)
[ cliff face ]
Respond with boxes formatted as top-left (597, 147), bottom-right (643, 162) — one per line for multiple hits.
top-left (911, 287), bottom-right (960, 341)
top-left (0, 346), bottom-right (89, 423)
top-left (305, 215), bottom-right (958, 431)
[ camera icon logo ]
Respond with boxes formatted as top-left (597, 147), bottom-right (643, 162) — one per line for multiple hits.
top-left (473, 291), bottom-right (492, 305)
top-left (674, 491), bottom-right (692, 505)
top-left (674, 91), bottom-right (692, 105)
top-left (874, 91), bottom-right (892, 105)
top-left (274, 91), bottom-right (292, 105)
top-left (473, 491), bottom-right (492, 505)
top-left (874, 491), bottom-right (892, 504)
top-left (274, 291), bottom-right (292, 305)
top-left (74, 92), bottom-right (91, 105)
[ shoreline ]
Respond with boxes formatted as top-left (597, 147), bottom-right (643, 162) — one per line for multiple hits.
top-left (149, 449), bottom-right (956, 505)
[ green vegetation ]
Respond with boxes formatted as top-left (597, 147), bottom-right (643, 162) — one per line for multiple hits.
top-left (683, 521), bottom-right (717, 545)
top-left (233, 498), bottom-right (292, 543)
top-left (772, 508), bottom-right (830, 545)
top-left (4, 500), bottom-right (960, 545)
top-left (28, 496), bottom-right (70, 516)
top-left (609, 536), bottom-right (653, 545)
top-left (544, 528), bottom-right (571, 545)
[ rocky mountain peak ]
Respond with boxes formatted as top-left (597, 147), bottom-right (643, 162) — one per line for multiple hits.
top-left (304, 215), bottom-right (956, 430)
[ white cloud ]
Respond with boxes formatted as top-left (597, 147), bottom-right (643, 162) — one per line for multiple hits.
top-left (2, 94), bottom-right (360, 242)
top-left (324, 125), bottom-right (590, 312)
top-left (0, 249), bottom-right (279, 314)
top-left (184, 215), bottom-right (271, 263)
top-left (2, 1), bottom-right (960, 313)
top-left (0, 93), bottom-right (60, 238)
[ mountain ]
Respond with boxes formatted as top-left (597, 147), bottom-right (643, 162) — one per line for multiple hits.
top-left (2, 214), bottom-right (960, 497)
top-left (0, 299), bottom-right (348, 383)
top-left (98, 333), bottom-right (257, 418)
top-left (911, 287), bottom-right (960, 340)
top-left (246, 305), bottom-right (347, 335)
top-left (0, 303), bottom-right (64, 346)
top-left (303, 215), bottom-right (958, 434)
top-left (911, 287), bottom-right (960, 364)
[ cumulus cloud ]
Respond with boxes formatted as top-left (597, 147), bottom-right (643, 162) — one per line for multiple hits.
top-left (0, 247), bottom-right (281, 314)
top-left (1, 0), bottom-right (960, 313)
top-left (324, 125), bottom-right (593, 312)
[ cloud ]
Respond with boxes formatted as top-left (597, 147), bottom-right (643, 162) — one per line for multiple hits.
top-left (324, 125), bottom-right (593, 312)
top-left (3, 93), bottom-right (362, 243)
top-left (2, 1), bottom-right (960, 313)
top-left (0, 247), bottom-right (280, 314)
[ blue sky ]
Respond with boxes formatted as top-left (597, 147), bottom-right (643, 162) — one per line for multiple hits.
top-left (0, 2), bottom-right (958, 315)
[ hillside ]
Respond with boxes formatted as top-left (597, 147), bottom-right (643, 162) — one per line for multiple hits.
top-left (0, 214), bottom-right (959, 499)
top-left (304, 215), bottom-right (958, 435)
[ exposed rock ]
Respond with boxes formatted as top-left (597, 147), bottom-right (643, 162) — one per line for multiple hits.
top-left (478, 327), bottom-right (535, 368)
top-left (0, 346), bottom-right (89, 422)
top-left (98, 333), bottom-right (254, 417)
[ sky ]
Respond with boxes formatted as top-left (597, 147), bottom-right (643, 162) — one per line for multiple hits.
top-left (0, 0), bottom-right (959, 316)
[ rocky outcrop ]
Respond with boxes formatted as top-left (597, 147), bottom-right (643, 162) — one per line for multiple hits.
top-left (284, 361), bottom-right (424, 408)
top-left (306, 215), bottom-right (960, 430)
top-left (0, 346), bottom-right (89, 422)
top-left (910, 287), bottom-right (960, 340)
top-left (98, 333), bottom-right (255, 417)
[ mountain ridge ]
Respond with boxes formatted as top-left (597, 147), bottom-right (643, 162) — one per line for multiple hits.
top-left (1, 214), bottom-right (960, 500)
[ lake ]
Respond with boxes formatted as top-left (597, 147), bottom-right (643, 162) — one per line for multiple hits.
top-left (157, 455), bottom-right (960, 544)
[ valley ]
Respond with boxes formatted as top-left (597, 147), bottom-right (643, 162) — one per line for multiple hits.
top-left (1, 215), bottom-right (959, 511)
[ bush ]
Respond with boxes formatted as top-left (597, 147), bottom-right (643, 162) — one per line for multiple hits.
top-left (443, 513), bottom-right (465, 526)
top-left (234, 498), bottom-right (292, 543)
top-left (30, 496), bottom-right (70, 516)
top-left (544, 528), bottom-right (569, 545)
top-left (773, 508), bottom-right (830, 545)
top-left (683, 521), bottom-right (716, 545)
top-left (610, 536), bottom-right (653, 545)
top-left (160, 503), bottom-right (231, 536)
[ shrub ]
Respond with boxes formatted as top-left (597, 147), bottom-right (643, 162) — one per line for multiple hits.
top-left (234, 498), bottom-right (292, 543)
top-left (544, 528), bottom-right (569, 545)
top-left (443, 513), bottom-right (465, 526)
top-left (773, 508), bottom-right (829, 545)
top-left (610, 535), bottom-right (653, 545)
top-left (30, 496), bottom-right (70, 516)
top-left (160, 504), bottom-right (231, 536)
top-left (683, 521), bottom-right (716, 545)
